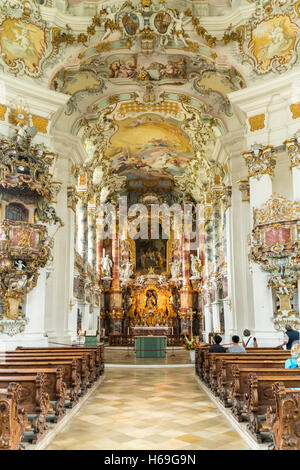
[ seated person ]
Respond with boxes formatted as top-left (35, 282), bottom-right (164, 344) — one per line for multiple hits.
top-left (285, 343), bottom-right (300, 369)
top-left (209, 335), bottom-right (226, 353)
top-left (242, 329), bottom-right (258, 348)
top-left (277, 324), bottom-right (300, 350)
top-left (227, 335), bottom-right (246, 353)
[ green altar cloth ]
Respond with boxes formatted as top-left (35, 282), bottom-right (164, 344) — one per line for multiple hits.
top-left (135, 336), bottom-right (166, 358)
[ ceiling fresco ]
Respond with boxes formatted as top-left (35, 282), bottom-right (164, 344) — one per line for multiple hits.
top-left (105, 114), bottom-right (194, 181)
top-left (2, 0), bottom-right (300, 202)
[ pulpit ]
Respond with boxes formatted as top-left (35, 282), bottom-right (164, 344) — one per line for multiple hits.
top-left (135, 336), bottom-right (166, 358)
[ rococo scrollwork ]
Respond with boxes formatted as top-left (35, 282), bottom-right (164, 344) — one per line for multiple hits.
top-left (0, 120), bottom-right (63, 335)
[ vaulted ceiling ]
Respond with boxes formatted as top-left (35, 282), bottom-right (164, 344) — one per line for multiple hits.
top-left (1, 0), bottom-right (299, 201)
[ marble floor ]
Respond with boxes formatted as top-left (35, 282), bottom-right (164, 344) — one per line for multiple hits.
top-left (46, 368), bottom-right (249, 450)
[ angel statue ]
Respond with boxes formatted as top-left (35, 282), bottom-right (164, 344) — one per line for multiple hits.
top-left (172, 11), bottom-right (191, 47)
top-left (120, 261), bottom-right (133, 281)
top-left (170, 259), bottom-right (181, 280)
top-left (101, 7), bottom-right (119, 42)
top-left (190, 254), bottom-right (202, 278)
top-left (14, 259), bottom-right (26, 271)
top-left (101, 254), bottom-right (113, 278)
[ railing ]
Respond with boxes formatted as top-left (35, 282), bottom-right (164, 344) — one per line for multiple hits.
top-left (108, 334), bottom-right (185, 347)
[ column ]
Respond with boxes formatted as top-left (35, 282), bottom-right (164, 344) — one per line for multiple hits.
top-left (244, 144), bottom-right (281, 345)
top-left (222, 190), bottom-right (236, 344)
top-left (44, 157), bottom-right (77, 344)
top-left (96, 220), bottom-right (103, 276)
top-left (88, 207), bottom-right (97, 275)
top-left (285, 133), bottom-right (300, 318)
top-left (211, 193), bottom-right (224, 332)
top-left (202, 204), bottom-right (213, 341)
top-left (109, 232), bottom-right (123, 334)
top-left (77, 196), bottom-right (88, 274)
top-left (179, 234), bottom-right (193, 335)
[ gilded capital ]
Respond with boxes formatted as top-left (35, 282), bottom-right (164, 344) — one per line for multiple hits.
top-left (284, 130), bottom-right (300, 168)
top-left (242, 143), bottom-right (278, 179)
top-left (204, 204), bottom-right (213, 221)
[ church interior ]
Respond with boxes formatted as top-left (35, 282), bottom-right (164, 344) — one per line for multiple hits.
top-left (1, 0), bottom-right (300, 452)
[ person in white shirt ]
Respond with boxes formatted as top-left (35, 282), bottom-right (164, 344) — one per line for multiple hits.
top-left (242, 329), bottom-right (258, 348)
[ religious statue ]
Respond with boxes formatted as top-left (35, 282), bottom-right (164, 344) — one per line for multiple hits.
top-left (158, 274), bottom-right (167, 286)
top-left (145, 289), bottom-right (157, 308)
top-left (101, 254), bottom-right (113, 278)
top-left (171, 11), bottom-right (191, 47)
top-left (14, 259), bottom-right (26, 271)
top-left (170, 259), bottom-right (181, 280)
top-left (120, 261), bottom-right (133, 281)
top-left (134, 275), bottom-right (145, 286)
top-left (101, 7), bottom-right (119, 42)
top-left (190, 254), bottom-right (202, 278)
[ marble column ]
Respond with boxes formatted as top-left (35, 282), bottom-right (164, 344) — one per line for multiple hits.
top-left (202, 204), bottom-right (213, 340)
top-left (211, 196), bottom-right (224, 333)
top-left (109, 232), bottom-right (123, 333)
top-left (88, 207), bottom-right (97, 275)
top-left (96, 220), bottom-right (103, 276)
top-left (179, 234), bottom-right (193, 334)
top-left (77, 196), bottom-right (88, 274)
top-left (244, 145), bottom-right (281, 345)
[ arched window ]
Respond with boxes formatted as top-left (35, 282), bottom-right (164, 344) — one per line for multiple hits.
top-left (5, 203), bottom-right (29, 222)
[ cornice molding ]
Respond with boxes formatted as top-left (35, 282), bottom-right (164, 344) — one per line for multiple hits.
top-left (51, 129), bottom-right (88, 165)
top-left (0, 72), bottom-right (69, 119)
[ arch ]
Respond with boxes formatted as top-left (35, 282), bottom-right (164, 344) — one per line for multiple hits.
top-left (5, 202), bottom-right (29, 222)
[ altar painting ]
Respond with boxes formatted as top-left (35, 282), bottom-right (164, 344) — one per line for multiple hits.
top-left (136, 239), bottom-right (167, 274)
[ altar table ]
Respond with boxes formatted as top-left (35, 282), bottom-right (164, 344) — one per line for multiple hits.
top-left (132, 326), bottom-right (169, 337)
top-left (135, 336), bottom-right (166, 358)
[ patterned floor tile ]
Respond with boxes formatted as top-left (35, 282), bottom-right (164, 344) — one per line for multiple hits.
top-left (46, 368), bottom-right (249, 451)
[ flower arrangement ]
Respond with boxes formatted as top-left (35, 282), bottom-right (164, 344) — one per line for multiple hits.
top-left (183, 336), bottom-right (201, 351)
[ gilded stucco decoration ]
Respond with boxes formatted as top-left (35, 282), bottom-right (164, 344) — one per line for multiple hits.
top-left (237, 0), bottom-right (300, 74)
top-left (0, 0), bottom-right (54, 77)
top-left (250, 193), bottom-right (300, 331)
top-left (0, 121), bottom-right (63, 335)
top-left (243, 143), bottom-right (278, 179)
top-left (285, 129), bottom-right (300, 168)
top-left (253, 193), bottom-right (300, 227)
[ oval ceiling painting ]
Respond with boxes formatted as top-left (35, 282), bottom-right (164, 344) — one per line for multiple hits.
top-left (154, 11), bottom-right (172, 35)
top-left (122, 13), bottom-right (140, 36)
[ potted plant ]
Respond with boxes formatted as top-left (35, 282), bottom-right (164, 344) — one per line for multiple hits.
top-left (183, 336), bottom-right (201, 362)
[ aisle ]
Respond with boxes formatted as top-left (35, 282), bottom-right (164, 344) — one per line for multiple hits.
top-left (46, 368), bottom-right (249, 450)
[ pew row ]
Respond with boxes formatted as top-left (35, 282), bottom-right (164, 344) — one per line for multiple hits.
top-left (0, 383), bottom-right (28, 450)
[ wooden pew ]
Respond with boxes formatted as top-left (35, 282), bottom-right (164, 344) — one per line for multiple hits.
top-left (1, 353), bottom-right (91, 393)
top-left (202, 350), bottom-right (289, 387)
top-left (218, 358), bottom-right (287, 405)
top-left (266, 382), bottom-right (300, 450)
top-left (0, 373), bottom-right (50, 443)
top-left (0, 382), bottom-right (28, 450)
top-left (195, 347), bottom-right (286, 381)
top-left (0, 366), bottom-right (67, 422)
top-left (16, 345), bottom-right (105, 377)
top-left (245, 375), bottom-right (300, 443)
top-left (0, 360), bottom-right (81, 405)
top-left (230, 366), bottom-right (298, 422)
